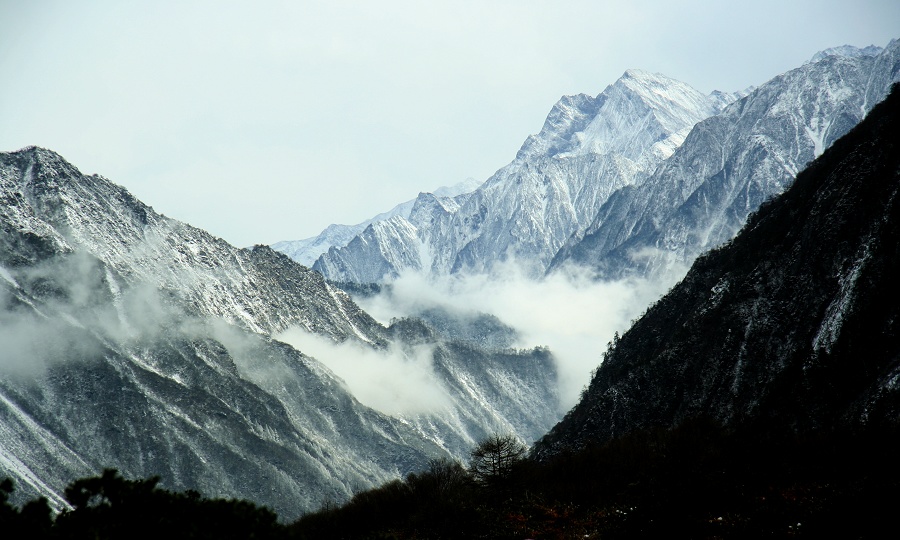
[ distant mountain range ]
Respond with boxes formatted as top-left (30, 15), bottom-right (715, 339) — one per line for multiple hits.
top-left (275, 40), bottom-right (899, 285)
top-left (550, 40), bottom-right (899, 280)
top-left (271, 178), bottom-right (482, 268)
top-left (305, 69), bottom-right (735, 282)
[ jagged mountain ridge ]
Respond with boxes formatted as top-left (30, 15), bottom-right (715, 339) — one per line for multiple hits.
top-left (308, 70), bottom-right (729, 281)
top-left (534, 83), bottom-right (900, 458)
top-left (0, 147), bottom-right (383, 342)
top-left (0, 148), bottom-right (558, 518)
top-left (550, 40), bottom-right (900, 279)
top-left (311, 191), bottom-right (470, 283)
top-left (272, 178), bottom-right (482, 267)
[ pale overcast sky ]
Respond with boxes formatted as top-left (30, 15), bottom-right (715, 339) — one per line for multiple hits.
top-left (1, 0), bottom-right (897, 247)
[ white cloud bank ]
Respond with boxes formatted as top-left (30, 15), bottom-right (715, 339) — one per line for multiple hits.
top-left (356, 261), bottom-right (688, 410)
top-left (275, 327), bottom-right (451, 416)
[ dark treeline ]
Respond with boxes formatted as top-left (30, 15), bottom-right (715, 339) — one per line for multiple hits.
top-left (0, 469), bottom-right (288, 539)
top-left (291, 420), bottom-right (900, 539)
top-left (4, 422), bottom-right (899, 539)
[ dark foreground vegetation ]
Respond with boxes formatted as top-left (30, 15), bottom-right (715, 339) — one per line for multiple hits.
top-left (292, 421), bottom-right (900, 539)
top-left (4, 421), bottom-right (899, 538)
top-left (0, 469), bottom-right (288, 539)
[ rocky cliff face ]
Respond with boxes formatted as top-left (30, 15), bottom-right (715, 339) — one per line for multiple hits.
top-left (534, 83), bottom-right (900, 458)
top-left (550, 40), bottom-right (900, 280)
top-left (0, 148), bottom-right (558, 518)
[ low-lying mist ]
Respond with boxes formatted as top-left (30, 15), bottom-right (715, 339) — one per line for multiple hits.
top-left (1, 246), bottom-right (686, 422)
top-left (275, 327), bottom-right (452, 416)
top-left (0, 255), bottom-right (268, 382)
top-left (355, 260), bottom-right (688, 410)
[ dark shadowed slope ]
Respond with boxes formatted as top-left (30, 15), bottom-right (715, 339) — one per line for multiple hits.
top-left (535, 83), bottom-right (900, 458)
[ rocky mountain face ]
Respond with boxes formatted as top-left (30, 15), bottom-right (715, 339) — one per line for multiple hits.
top-left (550, 40), bottom-right (900, 279)
top-left (534, 83), bottom-right (900, 458)
top-left (307, 70), bottom-right (729, 281)
top-left (0, 148), bottom-right (558, 518)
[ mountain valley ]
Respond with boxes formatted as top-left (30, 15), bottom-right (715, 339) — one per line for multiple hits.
top-left (1, 38), bottom-right (898, 536)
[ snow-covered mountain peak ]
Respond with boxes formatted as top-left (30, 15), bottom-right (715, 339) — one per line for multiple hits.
top-left (303, 41), bottom-right (899, 286)
top-left (515, 93), bottom-right (601, 160)
top-left (272, 178), bottom-right (480, 267)
top-left (550, 38), bottom-right (900, 281)
top-left (808, 44), bottom-right (883, 64)
top-left (408, 192), bottom-right (459, 227)
top-left (617, 68), bottom-right (696, 94)
top-left (516, 70), bottom-right (719, 166)
top-left (15, 146), bottom-right (88, 187)
top-left (16, 145), bottom-right (71, 166)
top-left (566, 70), bottom-right (720, 167)
top-left (707, 88), bottom-right (754, 110)
top-left (613, 68), bottom-right (718, 111)
top-left (1, 146), bottom-right (386, 340)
